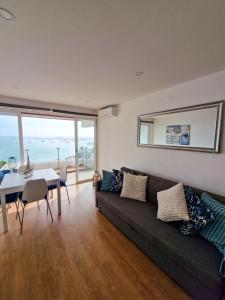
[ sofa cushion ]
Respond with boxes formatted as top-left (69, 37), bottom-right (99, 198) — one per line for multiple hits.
top-left (157, 183), bottom-right (190, 222)
top-left (111, 169), bottom-right (123, 193)
top-left (120, 173), bottom-right (148, 201)
top-left (96, 191), bottom-right (223, 291)
top-left (200, 192), bottom-right (225, 254)
top-left (101, 170), bottom-right (113, 192)
top-left (180, 186), bottom-right (215, 236)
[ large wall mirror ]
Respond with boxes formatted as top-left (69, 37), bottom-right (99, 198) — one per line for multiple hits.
top-left (138, 101), bottom-right (224, 153)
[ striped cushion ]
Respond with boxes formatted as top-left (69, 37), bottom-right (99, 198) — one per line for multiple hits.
top-left (200, 192), bottom-right (225, 254)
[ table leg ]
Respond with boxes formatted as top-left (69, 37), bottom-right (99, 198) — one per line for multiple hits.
top-left (0, 193), bottom-right (8, 232)
top-left (57, 180), bottom-right (61, 215)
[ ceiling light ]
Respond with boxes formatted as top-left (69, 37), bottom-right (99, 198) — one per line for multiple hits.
top-left (0, 8), bottom-right (15, 21)
top-left (136, 72), bottom-right (144, 77)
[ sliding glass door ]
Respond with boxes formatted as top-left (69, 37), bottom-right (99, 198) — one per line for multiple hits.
top-left (22, 116), bottom-right (76, 185)
top-left (76, 120), bottom-right (96, 183)
top-left (0, 112), bottom-right (96, 185)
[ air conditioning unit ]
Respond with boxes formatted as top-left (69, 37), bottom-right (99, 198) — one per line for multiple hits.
top-left (98, 106), bottom-right (118, 118)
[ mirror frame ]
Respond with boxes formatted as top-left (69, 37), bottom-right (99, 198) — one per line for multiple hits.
top-left (137, 101), bottom-right (224, 153)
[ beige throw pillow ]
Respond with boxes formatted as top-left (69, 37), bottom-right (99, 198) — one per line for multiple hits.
top-left (120, 173), bottom-right (148, 201)
top-left (157, 183), bottom-right (190, 222)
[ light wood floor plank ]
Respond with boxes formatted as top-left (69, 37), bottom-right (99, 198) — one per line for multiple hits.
top-left (0, 183), bottom-right (191, 300)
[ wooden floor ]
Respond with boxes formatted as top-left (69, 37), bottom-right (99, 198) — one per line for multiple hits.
top-left (0, 183), bottom-right (191, 300)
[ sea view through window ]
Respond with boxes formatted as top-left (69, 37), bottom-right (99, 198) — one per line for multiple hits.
top-left (0, 114), bottom-right (95, 180)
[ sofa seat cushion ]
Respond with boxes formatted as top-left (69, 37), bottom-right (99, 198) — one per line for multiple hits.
top-left (96, 191), bottom-right (224, 291)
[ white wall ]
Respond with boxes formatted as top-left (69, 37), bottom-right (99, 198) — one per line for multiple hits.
top-left (98, 70), bottom-right (225, 196)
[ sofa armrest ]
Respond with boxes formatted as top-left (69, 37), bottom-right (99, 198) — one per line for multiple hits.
top-left (96, 180), bottom-right (102, 192)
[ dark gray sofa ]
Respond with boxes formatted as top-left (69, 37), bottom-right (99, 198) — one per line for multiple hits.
top-left (95, 167), bottom-right (225, 300)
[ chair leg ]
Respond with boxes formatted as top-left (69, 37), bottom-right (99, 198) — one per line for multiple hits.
top-left (46, 198), bottom-right (53, 223)
top-left (46, 193), bottom-right (50, 214)
top-left (20, 205), bottom-right (25, 234)
top-left (15, 200), bottom-right (19, 219)
top-left (15, 200), bottom-right (22, 224)
top-left (65, 185), bottom-right (70, 204)
top-left (37, 201), bottom-right (40, 210)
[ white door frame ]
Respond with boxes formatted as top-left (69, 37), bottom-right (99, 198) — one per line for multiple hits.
top-left (74, 120), bottom-right (79, 184)
top-left (75, 119), bottom-right (97, 184)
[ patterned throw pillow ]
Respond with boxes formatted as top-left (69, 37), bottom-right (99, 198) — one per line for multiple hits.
top-left (200, 192), bottom-right (225, 254)
top-left (100, 170), bottom-right (113, 192)
top-left (111, 169), bottom-right (123, 193)
top-left (180, 186), bottom-right (214, 235)
top-left (157, 183), bottom-right (190, 222)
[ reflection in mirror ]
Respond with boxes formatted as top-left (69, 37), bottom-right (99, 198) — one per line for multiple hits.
top-left (138, 102), bottom-right (223, 152)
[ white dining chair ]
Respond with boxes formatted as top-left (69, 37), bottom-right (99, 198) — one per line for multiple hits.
top-left (19, 178), bottom-right (53, 234)
top-left (48, 164), bottom-right (70, 204)
top-left (59, 164), bottom-right (70, 203)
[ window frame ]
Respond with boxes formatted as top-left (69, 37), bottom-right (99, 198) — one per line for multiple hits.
top-left (0, 108), bottom-right (98, 182)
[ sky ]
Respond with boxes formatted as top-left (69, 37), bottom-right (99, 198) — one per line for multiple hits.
top-left (0, 115), bottom-right (94, 138)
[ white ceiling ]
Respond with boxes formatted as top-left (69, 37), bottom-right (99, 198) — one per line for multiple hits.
top-left (0, 0), bottom-right (224, 110)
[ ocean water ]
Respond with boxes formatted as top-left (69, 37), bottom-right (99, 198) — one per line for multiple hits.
top-left (0, 136), bottom-right (94, 163)
top-left (0, 136), bottom-right (20, 162)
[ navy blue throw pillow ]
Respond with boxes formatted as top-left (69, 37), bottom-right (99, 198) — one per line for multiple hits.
top-left (111, 169), bottom-right (123, 193)
top-left (101, 170), bottom-right (113, 192)
top-left (180, 186), bottom-right (214, 236)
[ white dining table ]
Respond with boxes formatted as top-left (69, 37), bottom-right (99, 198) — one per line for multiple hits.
top-left (0, 168), bottom-right (61, 233)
